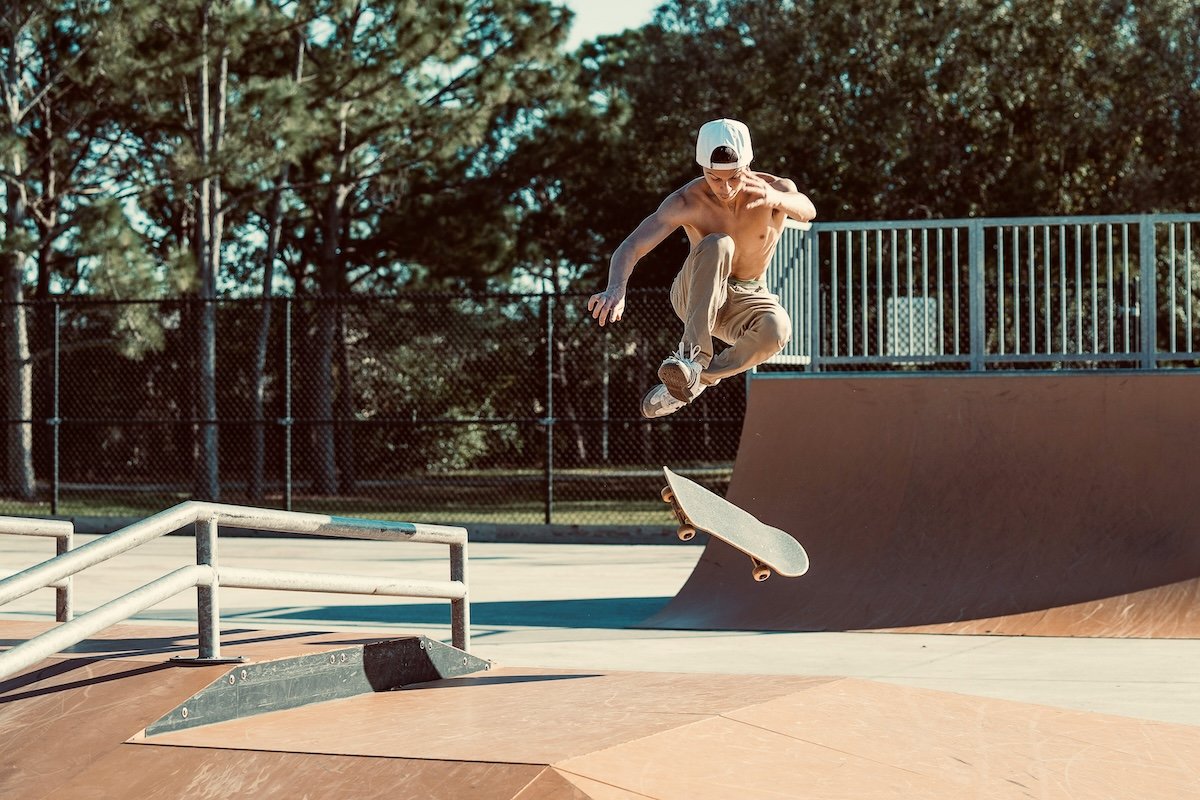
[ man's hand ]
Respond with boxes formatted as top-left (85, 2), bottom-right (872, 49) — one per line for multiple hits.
top-left (745, 174), bottom-right (815, 221)
top-left (742, 172), bottom-right (780, 210)
top-left (588, 287), bottom-right (626, 327)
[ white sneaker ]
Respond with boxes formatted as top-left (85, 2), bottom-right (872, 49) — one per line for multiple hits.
top-left (640, 381), bottom-right (706, 419)
top-left (641, 383), bottom-right (687, 419)
top-left (658, 342), bottom-right (703, 401)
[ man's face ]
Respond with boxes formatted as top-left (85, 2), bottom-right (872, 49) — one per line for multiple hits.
top-left (703, 167), bottom-right (746, 201)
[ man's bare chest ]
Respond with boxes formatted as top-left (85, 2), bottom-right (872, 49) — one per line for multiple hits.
top-left (683, 215), bottom-right (782, 259)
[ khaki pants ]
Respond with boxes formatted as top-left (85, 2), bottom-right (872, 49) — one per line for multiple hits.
top-left (669, 233), bottom-right (791, 394)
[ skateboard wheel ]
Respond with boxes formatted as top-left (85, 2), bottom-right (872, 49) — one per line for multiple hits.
top-left (752, 566), bottom-right (772, 582)
top-left (660, 486), bottom-right (674, 503)
top-left (677, 524), bottom-right (696, 541)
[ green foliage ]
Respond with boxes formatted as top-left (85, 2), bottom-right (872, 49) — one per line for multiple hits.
top-left (0, 228), bottom-right (36, 258)
top-left (71, 198), bottom-right (167, 358)
top-left (277, 0), bottom-right (578, 292)
top-left (340, 295), bottom-right (541, 471)
top-left (6, 0), bottom-right (1199, 503)
top-left (508, 0), bottom-right (1200, 288)
top-left (6, 0), bottom-right (1198, 291)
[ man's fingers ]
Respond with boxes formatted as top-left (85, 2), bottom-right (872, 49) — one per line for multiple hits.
top-left (588, 293), bottom-right (623, 327)
top-left (591, 297), bottom-right (609, 326)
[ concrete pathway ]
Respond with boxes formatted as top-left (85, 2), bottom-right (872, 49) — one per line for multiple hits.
top-left (3, 532), bottom-right (1198, 726)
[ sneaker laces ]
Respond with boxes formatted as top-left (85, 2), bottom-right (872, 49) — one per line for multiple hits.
top-left (669, 342), bottom-right (702, 365)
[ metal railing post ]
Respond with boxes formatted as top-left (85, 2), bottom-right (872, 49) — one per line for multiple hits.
top-left (1139, 215), bottom-right (1158, 369)
top-left (968, 220), bottom-right (986, 371)
top-left (195, 515), bottom-right (221, 659)
top-left (450, 540), bottom-right (469, 651)
top-left (55, 530), bottom-right (72, 622)
top-left (806, 226), bottom-right (820, 371)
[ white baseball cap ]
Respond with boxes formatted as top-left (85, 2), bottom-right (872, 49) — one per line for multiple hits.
top-left (695, 118), bottom-right (753, 170)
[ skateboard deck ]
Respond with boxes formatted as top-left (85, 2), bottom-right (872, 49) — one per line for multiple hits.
top-left (661, 466), bottom-right (809, 582)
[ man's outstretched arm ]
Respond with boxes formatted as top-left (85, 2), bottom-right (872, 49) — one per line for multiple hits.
top-left (588, 194), bottom-right (687, 327)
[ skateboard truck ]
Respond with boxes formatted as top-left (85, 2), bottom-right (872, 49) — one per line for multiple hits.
top-left (661, 484), bottom-right (774, 582)
top-left (661, 486), bottom-right (697, 541)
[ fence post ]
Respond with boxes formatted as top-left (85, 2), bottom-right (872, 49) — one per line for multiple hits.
top-left (51, 303), bottom-right (61, 516)
top-left (284, 298), bottom-right (293, 511)
top-left (968, 220), bottom-right (986, 371)
top-left (543, 293), bottom-right (554, 525)
top-left (601, 326), bottom-right (610, 461)
top-left (1139, 215), bottom-right (1157, 369)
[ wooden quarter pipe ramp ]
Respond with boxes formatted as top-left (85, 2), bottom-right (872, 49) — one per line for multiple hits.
top-left (645, 373), bottom-right (1200, 637)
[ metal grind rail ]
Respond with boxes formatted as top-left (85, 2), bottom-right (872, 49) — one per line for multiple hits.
top-left (0, 516), bottom-right (75, 623)
top-left (0, 503), bottom-right (470, 681)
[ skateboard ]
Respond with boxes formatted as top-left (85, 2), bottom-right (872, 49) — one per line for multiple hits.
top-left (660, 466), bottom-right (809, 582)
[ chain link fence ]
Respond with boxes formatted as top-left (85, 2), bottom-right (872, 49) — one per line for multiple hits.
top-left (14, 215), bottom-right (1190, 523)
top-left (1, 291), bottom-right (745, 524)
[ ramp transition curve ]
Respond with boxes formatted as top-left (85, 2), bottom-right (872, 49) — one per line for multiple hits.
top-left (645, 373), bottom-right (1200, 637)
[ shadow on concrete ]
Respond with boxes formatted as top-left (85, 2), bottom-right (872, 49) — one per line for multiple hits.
top-left (233, 597), bottom-right (673, 629)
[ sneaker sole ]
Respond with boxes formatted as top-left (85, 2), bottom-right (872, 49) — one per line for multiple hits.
top-left (658, 362), bottom-right (698, 397)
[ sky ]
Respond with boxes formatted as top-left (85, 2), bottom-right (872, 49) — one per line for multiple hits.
top-left (560, 0), bottom-right (664, 48)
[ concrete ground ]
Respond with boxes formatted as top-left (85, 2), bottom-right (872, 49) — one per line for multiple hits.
top-left (3, 532), bottom-right (1199, 727)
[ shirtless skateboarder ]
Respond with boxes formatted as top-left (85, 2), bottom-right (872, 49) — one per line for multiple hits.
top-left (587, 118), bottom-right (817, 418)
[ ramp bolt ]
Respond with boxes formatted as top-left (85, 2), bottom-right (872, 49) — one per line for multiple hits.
top-left (181, 707), bottom-right (189, 718)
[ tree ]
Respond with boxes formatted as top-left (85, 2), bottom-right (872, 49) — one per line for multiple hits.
top-left (30, 0), bottom-right (577, 502)
top-left (97, 0), bottom-right (320, 500)
top-left (247, 19), bottom-right (307, 503)
top-left (514, 0), bottom-right (1200, 269)
top-left (269, 0), bottom-right (574, 495)
top-left (1, 1), bottom-right (118, 500)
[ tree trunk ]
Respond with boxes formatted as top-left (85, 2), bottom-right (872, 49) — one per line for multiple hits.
top-left (249, 189), bottom-right (281, 502)
top-left (310, 295), bottom-right (338, 495)
top-left (309, 103), bottom-right (352, 496)
top-left (555, 335), bottom-right (588, 466)
top-left (1, 19), bottom-right (37, 500)
top-left (249, 31), bottom-right (303, 504)
top-left (1, 246), bottom-right (36, 501)
top-left (191, 5), bottom-right (223, 500)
